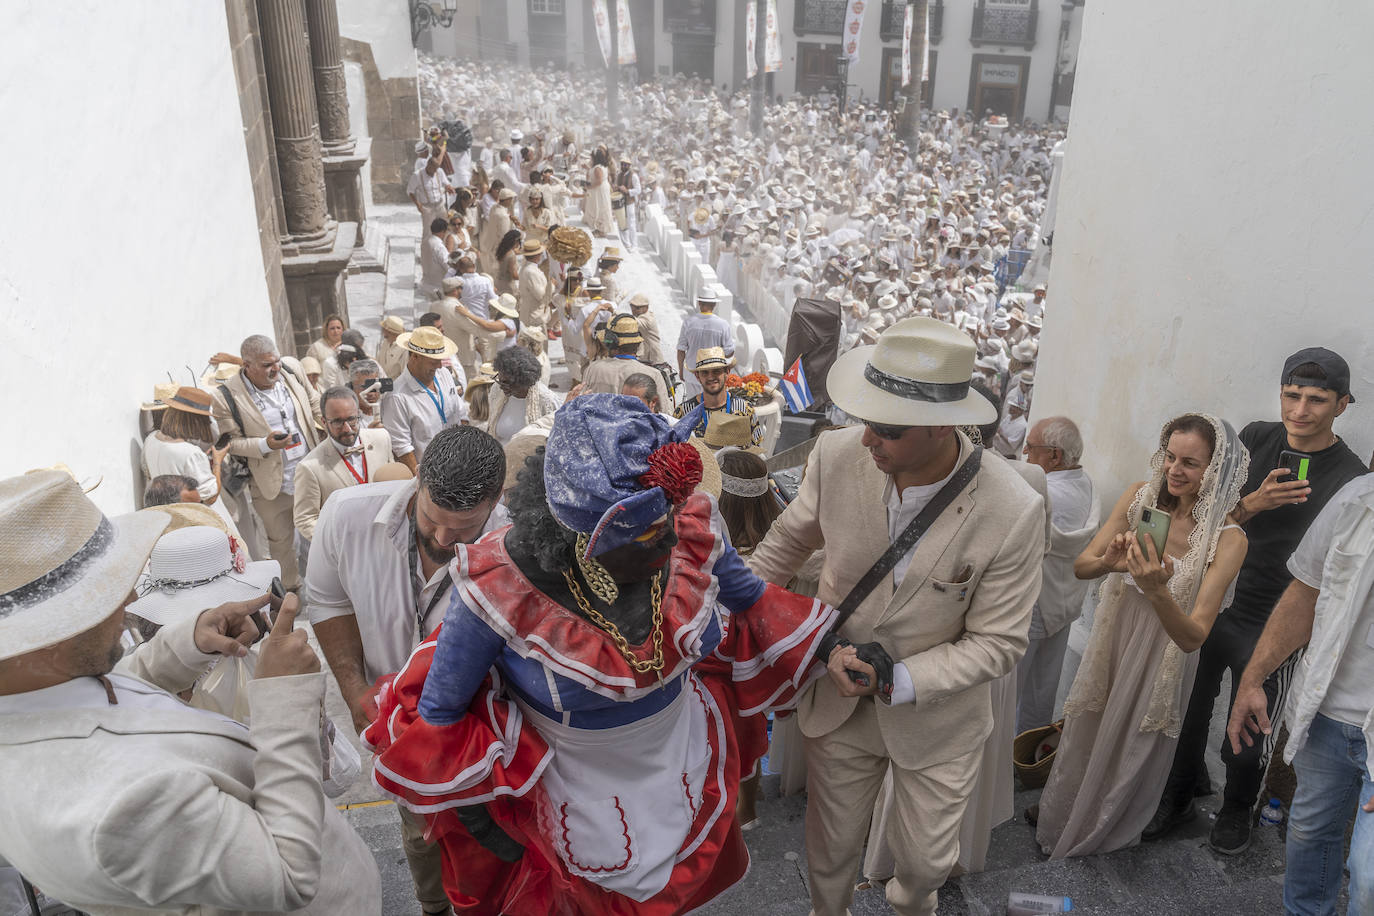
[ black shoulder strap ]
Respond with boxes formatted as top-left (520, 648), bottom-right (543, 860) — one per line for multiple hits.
top-left (217, 381), bottom-right (246, 435)
top-left (832, 447), bottom-right (982, 628)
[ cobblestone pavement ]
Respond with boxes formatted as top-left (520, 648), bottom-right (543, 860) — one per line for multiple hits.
top-left (331, 210), bottom-right (1308, 916)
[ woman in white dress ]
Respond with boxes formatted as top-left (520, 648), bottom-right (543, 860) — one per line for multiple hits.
top-left (580, 147), bottom-right (616, 238)
top-left (141, 386), bottom-right (232, 526)
top-left (1035, 413), bottom-right (1249, 858)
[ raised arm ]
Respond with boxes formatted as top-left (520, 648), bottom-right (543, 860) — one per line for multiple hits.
top-left (1073, 481), bottom-right (1143, 580)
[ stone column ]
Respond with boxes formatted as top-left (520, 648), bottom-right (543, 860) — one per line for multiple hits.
top-left (304, 0), bottom-right (353, 154)
top-left (258, 0), bottom-right (333, 249)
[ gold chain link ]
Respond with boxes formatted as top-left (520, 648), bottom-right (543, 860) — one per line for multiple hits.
top-left (561, 568), bottom-right (665, 674)
top-left (574, 533), bottom-right (620, 603)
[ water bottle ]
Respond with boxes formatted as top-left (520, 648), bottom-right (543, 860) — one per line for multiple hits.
top-left (1259, 798), bottom-right (1284, 827)
top-left (1007, 891), bottom-right (1073, 914)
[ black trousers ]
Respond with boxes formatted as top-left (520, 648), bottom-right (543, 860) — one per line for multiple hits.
top-left (1164, 609), bottom-right (1295, 811)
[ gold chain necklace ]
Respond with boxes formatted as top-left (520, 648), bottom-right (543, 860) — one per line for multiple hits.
top-left (573, 533), bottom-right (619, 603)
top-left (561, 568), bottom-right (665, 675)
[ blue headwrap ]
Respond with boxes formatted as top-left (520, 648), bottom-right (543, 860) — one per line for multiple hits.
top-left (544, 394), bottom-right (701, 558)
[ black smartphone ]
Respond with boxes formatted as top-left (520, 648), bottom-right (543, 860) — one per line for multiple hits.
top-left (377, 377), bottom-right (394, 394)
top-left (1278, 449), bottom-right (1312, 483)
top-left (214, 432), bottom-right (232, 450)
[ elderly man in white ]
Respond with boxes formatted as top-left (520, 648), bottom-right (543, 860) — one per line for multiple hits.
top-left (1018, 416), bottom-right (1100, 733)
top-left (0, 470), bottom-right (380, 914)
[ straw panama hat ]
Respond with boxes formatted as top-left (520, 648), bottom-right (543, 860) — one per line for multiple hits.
top-left (399, 326), bottom-right (458, 360)
top-left (489, 294), bottom-right (519, 319)
top-left (693, 347), bottom-right (736, 371)
top-left (139, 501), bottom-right (232, 538)
top-left (129, 526), bottom-right (280, 627)
top-left (381, 315), bottom-right (406, 334)
top-left (520, 238), bottom-right (545, 258)
top-left (0, 470), bottom-right (170, 659)
top-left (605, 313), bottom-right (643, 345)
top-left (827, 317), bottom-right (996, 427)
top-left (141, 382), bottom-right (180, 412)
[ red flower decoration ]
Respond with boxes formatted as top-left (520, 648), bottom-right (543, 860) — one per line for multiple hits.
top-left (638, 442), bottom-right (703, 505)
top-left (228, 535), bottom-right (247, 574)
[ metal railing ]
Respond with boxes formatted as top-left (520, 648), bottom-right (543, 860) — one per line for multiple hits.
top-left (971, 0), bottom-right (1038, 48)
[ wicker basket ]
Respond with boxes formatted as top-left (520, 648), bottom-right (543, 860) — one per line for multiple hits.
top-left (546, 226), bottom-right (593, 266)
top-left (1012, 719), bottom-right (1064, 789)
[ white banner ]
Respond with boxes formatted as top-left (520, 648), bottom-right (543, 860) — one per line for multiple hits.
top-left (922, 1), bottom-right (930, 81)
top-left (745, 1), bottom-right (758, 80)
top-left (841, 0), bottom-right (867, 64)
top-left (901, 2), bottom-right (913, 87)
top-left (764, 0), bottom-right (782, 72)
top-left (592, 0), bottom-right (612, 67)
top-left (616, 0), bottom-right (636, 66)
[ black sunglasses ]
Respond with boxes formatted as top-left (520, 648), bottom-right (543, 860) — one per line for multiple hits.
top-left (863, 420), bottom-right (913, 441)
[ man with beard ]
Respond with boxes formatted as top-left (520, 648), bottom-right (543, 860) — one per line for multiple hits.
top-left (292, 387), bottom-right (392, 543)
top-left (308, 424), bottom-right (508, 916)
top-left (674, 347), bottom-right (763, 448)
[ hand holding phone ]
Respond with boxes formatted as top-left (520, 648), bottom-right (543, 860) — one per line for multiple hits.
top-left (1136, 505), bottom-right (1171, 561)
top-left (1247, 466), bottom-right (1312, 514)
top-left (267, 430), bottom-right (293, 450)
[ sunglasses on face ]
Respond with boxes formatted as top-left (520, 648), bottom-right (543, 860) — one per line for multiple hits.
top-left (863, 420), bottom-right (913, 441)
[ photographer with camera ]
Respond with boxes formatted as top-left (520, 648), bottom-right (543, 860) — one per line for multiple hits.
top-left (347, 358), bottom-right (387, 429)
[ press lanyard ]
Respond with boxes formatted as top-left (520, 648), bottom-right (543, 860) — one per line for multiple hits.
top-left (407, 512), bottom-right (453, 638)
top-left (420, 376), bottom-right (447, 424)
top-left (342, 449), bottom-right (368, 485)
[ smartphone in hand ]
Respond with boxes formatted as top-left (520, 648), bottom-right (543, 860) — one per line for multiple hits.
top-left (1277, 449), bottom-right (1312, 483)
top-left (1136, 505), bottom-right (1171, 559)
top-left (214, 432), bottom-right (232, 450)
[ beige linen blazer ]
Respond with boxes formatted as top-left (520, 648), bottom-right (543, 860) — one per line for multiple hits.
top-left (517, 260), bottom-right (552, 326)
top-left (292, 427), bottom-right (393, 541)
top-left (0, 617), bottom-right (380, 914)
top-left (749, 427), bottom-right (1045, 769)
top-left (212, 369), bottom-right (323, 501)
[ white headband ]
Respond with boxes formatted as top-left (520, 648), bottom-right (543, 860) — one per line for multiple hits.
top-left (716, 447), bottom-right (771, 498)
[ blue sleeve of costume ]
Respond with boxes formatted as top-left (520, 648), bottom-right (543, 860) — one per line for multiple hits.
top-left (711, 542), bottom-right (768, 612)
top-left (417, 590), bottom-right (506, 726)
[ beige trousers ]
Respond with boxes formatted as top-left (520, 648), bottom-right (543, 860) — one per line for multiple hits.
top-left (803, 699), bottom-right (981, 916)
top-left (399, 807), bottom-right (449, 911)
top-left (248, 486), bottom-right (300, 589)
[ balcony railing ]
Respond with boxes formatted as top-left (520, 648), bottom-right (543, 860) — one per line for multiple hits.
top-left (879, 0), bottom-right (944, 42)
top-left (793, 0), bottom-right (846, 36)
top-left (970, 0), bottom-right (1037, 49)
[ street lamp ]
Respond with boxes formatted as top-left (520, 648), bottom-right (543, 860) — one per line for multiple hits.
top-left (410, 0), bottom-right (458, 44)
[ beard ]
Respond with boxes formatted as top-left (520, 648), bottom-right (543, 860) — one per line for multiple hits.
top-left (417, 527), bottom-right (455, 565)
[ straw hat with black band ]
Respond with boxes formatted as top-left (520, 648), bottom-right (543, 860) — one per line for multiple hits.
top-left (0, 470), bottom-right (170, 659)
top-left (827, 317), bottom-right (996, 427)
top-left (398, 326), bottom-right (458, 361)
top-left (604, 313), bottom-right (643, 347)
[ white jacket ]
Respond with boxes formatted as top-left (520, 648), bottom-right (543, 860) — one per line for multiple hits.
top-left (1036, 467), bottom-right (1101, 637)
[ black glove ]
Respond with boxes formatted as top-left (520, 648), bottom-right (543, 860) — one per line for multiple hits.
top-left (815, 630), bottom-right (851, 667)
top-left (849, 641), bottom-right (896, 701)
top-left (454, 805), bottom-right (524, 862)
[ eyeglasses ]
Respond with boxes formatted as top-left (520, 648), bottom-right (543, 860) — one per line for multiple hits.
top-left (863, 420), bottom-right (913, 441)
top-left (1024, 442), bottom-right (1059, 453)
top-left (326, 416), bottom-right (363, 428)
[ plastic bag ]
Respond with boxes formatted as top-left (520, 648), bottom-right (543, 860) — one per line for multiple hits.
top-left (192, 653), bottom-right (256, 724)
top-left (320, 718), bottom-right (361, 798)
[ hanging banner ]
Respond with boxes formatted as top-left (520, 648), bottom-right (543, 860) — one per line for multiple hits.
top-left (764, 0), bottom-right (782, 72)
top-left (592, 0), bottom-right (612, 67)
top-left (901, 2), bottom-right (913, 87)
top-left (616, 0), bottom-right (636, 65)
top-left (922, 1), bottom-right (930, 81)
top-left (745, 1), bottom-right (758, 80)
top-left (841, 0), bottom-right (867, 64)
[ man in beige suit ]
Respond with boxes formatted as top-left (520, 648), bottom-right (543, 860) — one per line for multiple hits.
top-left (212, 334), bottom-right (322, 590)
top-left (479, 188), bottom-right (514, 271)
top-left (750, 318), bottom-right (1044, 916)
top-left (629, 292), bottom-right (667, 366)
top-left (0, 470), bottom-right (381, 913)
top-left (516, 237), bottom-right (552, 331)
top-left (580, 314), bottom-right (660, 395)
top-left (293, 387), bottom-right (393, 542)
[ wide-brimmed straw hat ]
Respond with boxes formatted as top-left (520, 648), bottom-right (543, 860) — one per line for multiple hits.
top-left (521, 238), bottom-right (545, 258)
top-left (702, 413), bottom-right (763, 455)
top-left (399, 326), bottom-right (458, 360)
top-left (128, 526), bottom-right (279, 627)
top-left (0, 470), bottom-right (170, 659)
top-left (489, 294), bottom-right (519, 319)
top-left (605, 313), bottom-right (642, 346)
top-left (693, 347), bottom-right (736, 371)
top-left (827, 317), bottom-right (996, 427)
top-left (381, 315), bottom-right (406, 335)
top-left (140, 382), bottom-right (180, 412)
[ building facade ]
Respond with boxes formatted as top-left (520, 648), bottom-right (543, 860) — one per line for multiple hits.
top-left (422, 0), bottom-right (1082, 123)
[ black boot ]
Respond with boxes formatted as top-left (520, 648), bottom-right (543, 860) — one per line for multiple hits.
top-left (1208, 802), bottom-right (1254, 855)
top-left (1142, 794), bottom-right (1196, 841)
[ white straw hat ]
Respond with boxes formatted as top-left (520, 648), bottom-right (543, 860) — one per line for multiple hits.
top-left (128, 526), bottom-right (279, 627)
top-left (827, 317), bottom-right (997, 427)
top-left (0, 470), bottom-right (170, 659)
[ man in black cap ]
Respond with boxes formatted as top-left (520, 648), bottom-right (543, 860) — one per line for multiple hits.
top-left (1148, 347), bottom-right (1368, 854)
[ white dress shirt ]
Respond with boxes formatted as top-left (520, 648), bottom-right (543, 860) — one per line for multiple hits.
top-left (247, 379), bottom-right (307, 493)
top-left (380, 367), bottom-right (467, 462)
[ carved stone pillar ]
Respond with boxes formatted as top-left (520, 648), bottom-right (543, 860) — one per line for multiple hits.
top-left (258, 0), bottom-right (333, 250)
top-left (303, 0), bottom-right (353, 154)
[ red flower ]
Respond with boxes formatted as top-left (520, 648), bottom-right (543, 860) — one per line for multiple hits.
top-left (638, 442), bottom-right (703, 505)
top-left (228, 535), bottom-right (247, 573)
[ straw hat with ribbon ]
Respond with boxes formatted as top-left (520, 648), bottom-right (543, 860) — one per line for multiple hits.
top-left (0, 470), bottom-right (170, 659)
top-left (399, 326), bottom-right (458, 361)
top-left (141, 382), bottom-right (180, 412)
top-left (827, 317), bottom-right (996, 427)
top-left (692, 347), bottom-right (736, 372)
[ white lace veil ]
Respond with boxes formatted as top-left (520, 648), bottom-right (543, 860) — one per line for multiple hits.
top-left (1063, 414), bottom-right (1249, 736)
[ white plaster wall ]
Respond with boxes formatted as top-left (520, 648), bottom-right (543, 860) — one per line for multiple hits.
top-left (337, 0), bottom-right (418, 79)
top-left (714, 0), bottom-right (737, 89)
top-left (345, 61), bottom-right (375, 212)
top-left (0, 1), bottom-right (274, 514)
top-left (1032, 0), bottom-right (1374, 510)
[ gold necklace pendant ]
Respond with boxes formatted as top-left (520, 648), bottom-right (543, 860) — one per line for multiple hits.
top-left (574, 533), bottom-right (620, 603)
top-left (562, 568), bottom-right (665, 676)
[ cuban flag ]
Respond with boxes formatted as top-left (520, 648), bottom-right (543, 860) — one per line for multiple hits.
top-left (781, 356), bottom-right (814, 413)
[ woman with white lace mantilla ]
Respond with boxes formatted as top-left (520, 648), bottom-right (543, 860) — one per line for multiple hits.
top-left (1035, 414), bottom-right (1250, 858)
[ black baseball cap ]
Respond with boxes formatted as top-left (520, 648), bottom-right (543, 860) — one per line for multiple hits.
top-left (1281, 347), bottom-right (1355, 402)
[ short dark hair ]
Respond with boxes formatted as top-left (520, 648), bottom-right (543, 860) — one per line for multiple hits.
top-left (144, 474), bottom-right (198, 507)
top-left (419, 311), bottom-right (443, 328)
top-left (418, 426), bottom-right (505, 511)
top-left (430, 217), bottom-right (450, 234)
top-left (493, 346), bottom-right (542, 389)
top-left (321, 385), bottom-right (358, 414)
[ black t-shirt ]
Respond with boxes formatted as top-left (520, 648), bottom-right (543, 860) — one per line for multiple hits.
top-left (1228, 420), bottom-right (1368, 624)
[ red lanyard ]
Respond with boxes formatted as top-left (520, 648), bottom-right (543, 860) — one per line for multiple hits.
top-left (342, 449), bottom-right (368, 485)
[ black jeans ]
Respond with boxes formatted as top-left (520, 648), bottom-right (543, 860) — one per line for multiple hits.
top-left (1165, 609), bottom-right (1278, 810)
